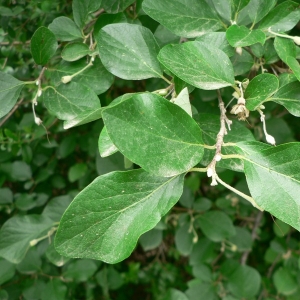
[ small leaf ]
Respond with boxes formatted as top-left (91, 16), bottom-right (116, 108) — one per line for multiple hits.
top-left (228, 265), bottom-right (261, 298)
top-left (164, 289), bottom-right (189, 300)
top-left (228, 227), bottom-right (253, 251)
top-left (173, 87), bottom-right (192, 116)
top-left (42, 82), bottom-right (101, 121)
top-left (139, 229), bottom-right (163, 251)
top-left (226, 25), bottom-right (265, 47)
top-left (231, 0), bottom-right (250, 16)
top-left (274, 36), bottom-right (296, 64)
top-left (270, 81), bottom-right (300, 117)
top-left (143, 0), bottom-right (223, 38)
top-left (231, 50), bottom-right (254, 76)
top-left (102, 93), bottom-right (204, 177)
top-left (55, 169), bottom-right (184, 263)
top-left (68, 163), bottom-right (88, 182)
top-left (0, 215), bottom-right (54, 263)
top-left (0, 72), bottom-right (24, 119)
top-left (72, 0), bottom-right (101, 28)
top-left (175, 222), bottom-right (194, 256)
top-left (98, 126), bottom-right (118, 157)
top-left (98, 23), bottom-right (162, 80)
top-left (0, 259), bottom-right (15, 285)
top-left (245, 0), bottom-right (276, 24)
top-left (273, 267), bottom-right (298, 296)
top-left (102, 0), bottom-right (135, 13)
top-left (286, 56), bottom-right (300, 82)
top-left (30, 26), bottom-right (58, 65)
top-left (210, 0), bottom-right (231, 22)
top-left (245, 73), bottom-right (279, 110)
top-left (41, 279), bottom-right (67, 300)
top-left (238, 141), bottom-right (300, 231)
top-left (48, 17), bottom-right (82, 41)
top-left (61, 43), bottom-right (92, 62)
top-left (63, 259), bottom-right (98, 282)
top-left (158, 41), bottom-right (235, 90)
top-left (197, 211), bottom-right (236, 242)
top-left (258, 1), bottom-right (300, 32)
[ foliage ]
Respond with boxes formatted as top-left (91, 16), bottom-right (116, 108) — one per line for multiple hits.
top-left (1, 0), bottom-right (300, 299)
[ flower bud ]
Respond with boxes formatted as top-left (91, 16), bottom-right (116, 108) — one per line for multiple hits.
top-left (207, 167), bottom-right (213, 177)
top-left (266, 134), bottom-right (276, 145)
top-left (37, 89), bottom-right (42, 97)
top-left (293, 36), bottom-right (300, 45)
top-left (30, 239), bottom-right (38, 246)
top-left (211, 178), bottom-right (218, 186)
top-left (34, 116), bottom-right (43, 125)
top-left (236, 47), bottom-right (243, 55)
top-left (61, 75), bottom-right (72, 84)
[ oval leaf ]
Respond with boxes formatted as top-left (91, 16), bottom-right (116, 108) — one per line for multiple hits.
top-left (158, 41), bottom-right (235, 90)
top-left (98, 23), bottom-right (162, 80)
top-left (274, 36), bottom-right (296, 64)
top-left (98, 126), bottom-right (118, 158)
top-left (48, 17), bottom-right (82, 41)
top-left (102, 93), bottom-right (204, 177)
top-left (54, 169), bottom-right (185, 263)
top-left (61, 43), bottom-right (92, 62)
top-left (245, 73), bottom-right (279, 110)
top-left (31, 26), bottom-right (58, 65)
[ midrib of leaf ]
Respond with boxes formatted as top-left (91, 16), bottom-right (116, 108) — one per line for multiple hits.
top-left (59, 174), bottom-right (182, 246)
top-left (1, 82), bottom-right (24, 93)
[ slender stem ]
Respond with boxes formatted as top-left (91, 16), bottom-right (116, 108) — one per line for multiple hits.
top-left (216, 175), bottom-right (264, 211)
top-left (221, 154), bottom-right (245, 160)
top-left (161, 75), bottom-right (173, 85)
top-left (189, 167), bottom-right (207, 173)
top-left (203, 144), bottom-right (216, 150)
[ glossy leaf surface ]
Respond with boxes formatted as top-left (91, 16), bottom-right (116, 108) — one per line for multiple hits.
top-left (245, 0), bottom-right (276, 24)
top-left (30, 26), bottom-right (58, 65)
top-left (245, 73), bottom-right (279, 110)
top-left (143, 0), bottom-right (222, 38)
top-left (158, 41), bottom-right (235, 90)
top-left (102, 93), bottom-right (204, 177)
top-left (98, 23), bottom-right (162, 80)
top-left (0, 72), bottom-right (24, 119)
top-left (55, 169), bottom-right (184, 263)
top-left (61, 43), bottom-right (92, 62)
top-left (48, 17), bottom-right (82, 41)
top-left (98, 126), bottom-right (118, 157)
top-left (274, 36), bottom-right (296, 64)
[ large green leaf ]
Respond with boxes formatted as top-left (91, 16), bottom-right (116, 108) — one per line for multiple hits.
top-left (258, 1), bottom-right (300, 32)
top-left (245, 0), bottom-right (276, 25)
top-left (42, 82), bottom-right (100, 121)
top-left (72, 0), bottom-right (101, 28)
top-left (226, 25), bottom-right (265, 47)
top-left (269, 81), bottom-right (300, 117)
top-left (274, 36), bottom-right (296, 64)
top-left (55, 169), bottom-right (184, 263)
top-left (237, 141), bottom-right (300, 231)
top-left (142, 0), bottom-right (223, 38)
top-left (48, 17), bottom-right (82, 41)
top-left (102, 93), bottom-right (204, 177)
top-left (102, 0), bottom-right (135, 13)
top-left (0, 72), bottom-right (24, 119)
top-left (158, 41), bottom-right (235, 90)
top-left (97, 23), bottom-right (162, 80)
top-left (0, 215), bottom-right (54, 263)
top-left (47, 57), bottom-right (114, 95)
top-left (245, 73), bottom-right (279, 110)
top-left (30, 26), bottom-right (58, 65)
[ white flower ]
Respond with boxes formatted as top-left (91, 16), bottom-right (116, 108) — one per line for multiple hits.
top-left (266, 134), bottom-right (276, 145)
top-left (236, 47), bottom-right (243, 55)
top-left (207, 167), bottom-right (213, 177)
top-left (61, 75), bottom-right (72, 84)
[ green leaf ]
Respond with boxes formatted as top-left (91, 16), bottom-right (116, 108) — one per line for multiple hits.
top-left (274, 36), bottom-right (296, 64)
top-left (228, 265), bottom-right (261, 298)
top-left (98, 126), bottom-right (118, 157)
top-left (68, 163), bottom-right (88, 182)
top-left (30, 26), bottom-right (58, 65)
top-left (72, 0), bottom-right (101, 28)
top-left (245, 73), bottom-right (279, 110)
top-left (102, 93), bottom-right (204, 177)
top-left (158, 41), bottom-right (235, 90)
top-left (45, 242), bottom-right (70, 267)
top-left (231, 0), bottom-right (250, 17)
top-left (286, 56), bottom-right (300, 82)
top-left (154, 25), bottom-right (181, 48)
top-left (142, 0), bottom-right (223, 38)
top-left (96, 266), bottom-right (123, 291)
top-left (270, 81), bottom-right (300, 117)
top-left (42, 82), bottom-right (101, 121)
top-left (11, 161), bottom-right (32, 181)
top-left (165, 289), bottom-right (189, 300)
top-left (47, 57), bottom-right (114, 95)
top-left (238, 142), bottom-right (300, 231)
top-left (228, 227), bottom-right (253, 251)
top-left (63, 259), bottom-right (98, 282)
top-left (264, 39), bottom-right (280, 64)
top-left (226, 25), bottom-right (265, 47)
top-left (197, 211), bottom-right (236, 242)
top-left (0, 215), bottom-right (54, 263)
top-left (209, 0), bottom-right (231, 22)
top-left (55, 169), bottom-right (184, 263)
top-left (273, 267), bottom-right (298, 296)
top-left (231, 50), bottom-right (254, 76)
top-left (192, 263), bottom-right (212, 282)
top-left (102, 0), bottom-right (135, 13)
top-left (185, 282), bottom-right (217, 300)
top-left (0, 188), bottom-right (13, 204)
top-left (175, 222), bottom-right (194, 256)
top-left (61, 43), bottom-right (92, 62)
top-left (98, 23), bottom-right (162, 80)
top-left (0, 72), bottom-right (24, 119)
top-left (258, 1), bottom-right (300, 32)
top-left (16, 248), bottom-right (42, 274)
top-left (0, 259), bottom-right (15, 285)
top-left (173, 87), bottom-right (192, 116)
top-left (41, 279), bottom-right (67, 300)
top-left (48, 17), bottom-right (82, 41)
top-left (139, 228), bottom-right (163, 251)
top-left (195, 32), bottom-right (235, 57)
top-left (244, 0), bottom-right (276, 25)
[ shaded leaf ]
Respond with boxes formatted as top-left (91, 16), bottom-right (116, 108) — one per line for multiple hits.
top-left (55, 169), bottom-right (184, 263)
top-left (286, 56), bottom-right (300, 82)
top-left (245, 0), bottom-right (276, 24)
top-left (98, 23), bottom-right (162, 80)
top-left (139, 229), bottom-right (163, 251)
top-left (72, 0), bottom-right (101, 28)
top-left (61, 43), bottom-right (92, 62)
top-left (142, 0), bottom-right (223, 38)
top-left (30, 26), bottom-right (58, 65)
top-left (41, 279), bottom-right (67, 300)
top-left (0, 72), bottom-right (24, 119)
top-left (158, 41), bottom-right (235, 90)
top-left (102, 0), bottom-right (135, 13)
top-left (102, 93), bottom-right (204, 177)
top-left (273, 267), bottom-right (298, 296)
top-left (48, 17), bottom-right (82, 41)
top-left (173, 87), bottom-right (192, 116)
top-left (230, 50), bottom-right (254, 76)
top-left (274, 36), bottom-right (296, 64)
top-left (98, 126), bottom-right (118, 157)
